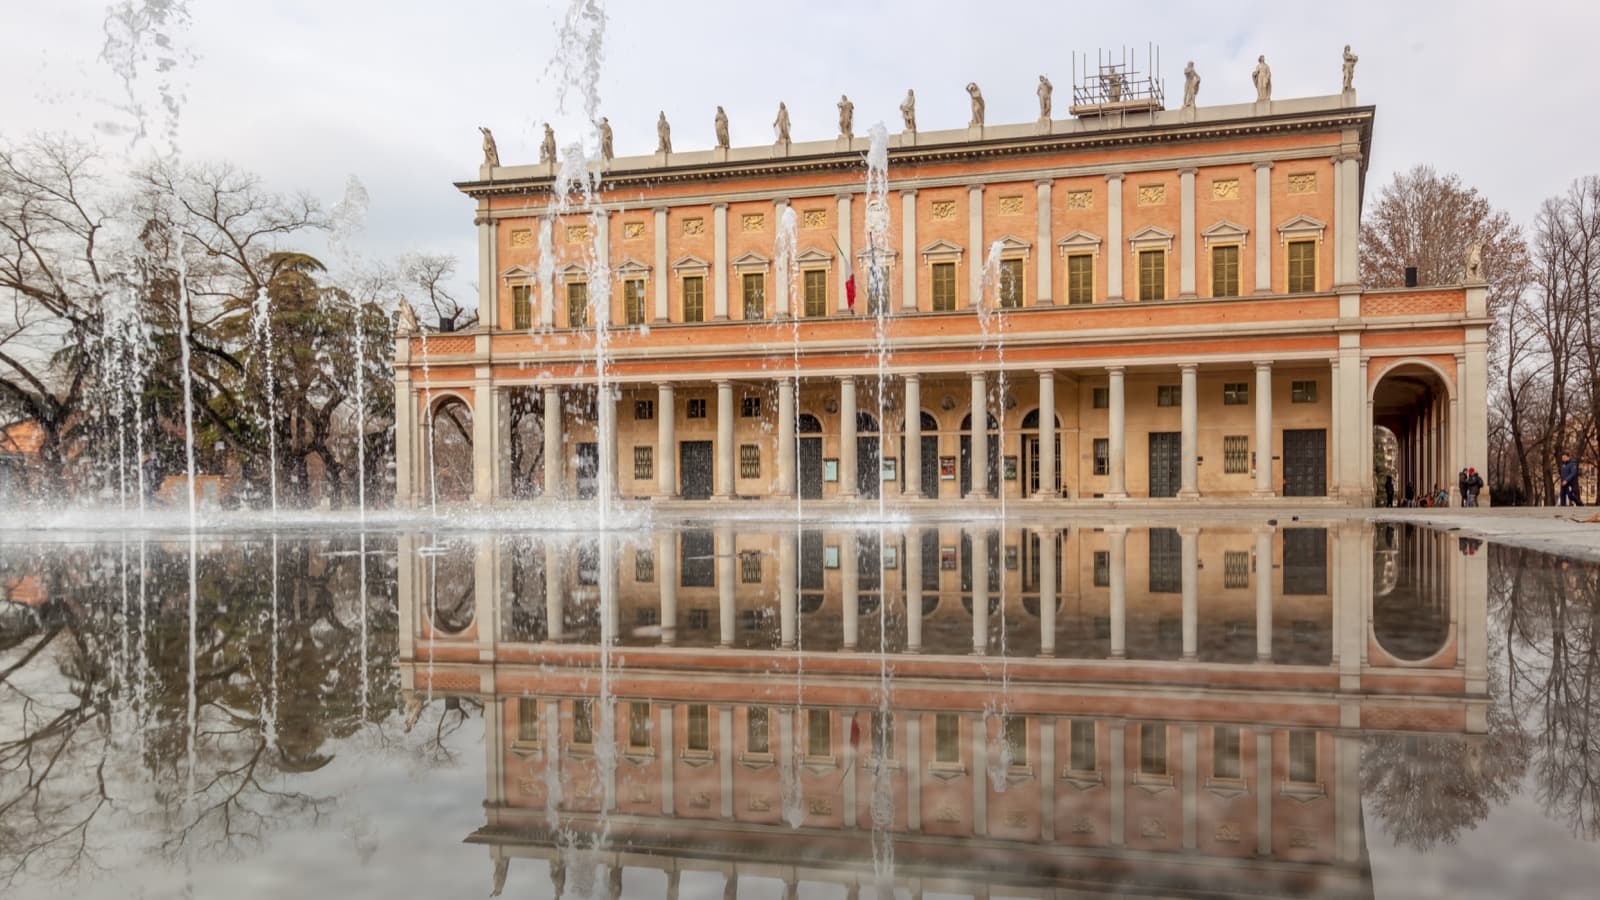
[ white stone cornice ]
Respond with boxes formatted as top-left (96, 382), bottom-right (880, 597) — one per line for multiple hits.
top-left (1201, 220), bottom-right (1251, 249)
top-left (920, 238), bottom-right (965, 263)
top-left (990, 234), bottom-right (1034, 260)
top-left (1127, 225), bottom-right (1175, 251)
top-left (672, 254), bottom-right (711, 274)
top-left (1057, 229), bottom-right (1104, 258)
top-left (1277, 214), bottom-right (1327, 245)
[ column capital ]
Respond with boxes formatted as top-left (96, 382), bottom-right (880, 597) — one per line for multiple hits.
top-left (1177, 525), bottom-right (1201, 537)
top-left (835, 192), bottom-right (854, 202)
top-left (715, 378), bottom-right (733, 388)
top-left (1178, 167), bottom-right (1198, 177)
top-left (1253, 360), bottom-right (1274, 371)
top-left (1253, 160), bottom-right (1275, 171)
top-left (773, 197), bottom-right (789, 207)
top-left (1035, 178), bottom-right (1054, 188)
top-left (473, 215), bottom-right (495, 227)
top-left (1105, 171), bottom-right (1125, 183)
top-left (658, 380), bottom-right (676, 390)
top-left (899, 188), bottom-right (918, 198)
top-left (968, 370), bottom-right (987, 381)
top-left (1104, 524), bottom-right (1129, 535)
top-left (712, 202), bottom-right (728, 211)
top-left (968, 183), bottom-right (985, 195)
top-left (652, 205), bottom-right (671, 215)
top-left (1036, 367), bottom-right (1056, 378)
top-left (902, 371), bottom-right (921, 383)
top-left (838, 374), bottom-right (856, 386)
top-left (1105, 365), bottom-right (1126, 376)
top-left (1254, 524), bottom-right (1278, 536)
top-left (1179, 362), bottom-right (1198, 374)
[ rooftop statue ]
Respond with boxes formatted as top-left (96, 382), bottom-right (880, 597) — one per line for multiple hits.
top-left (1037, 75), bottom-right (1053, 118)
top-left (396, 298), bottom-right (419, 335)
top-left (838, 94), bottom-right (854, 140)
top-left (656, 111), bottom-right (672, 154)
top-left (774, 101), bottom-right (791, 143)
top-left (1253, 55), bottom-right (1272, 102)
top-left (478, 126), bottom-right (499, 168)
top-left (1343, 44), bottom-right (1359, 92)
top-left (598, 116), bottom-right (613, 162)
top-left (900, 89), bottom-right (916, 132)
top-left (1467, 240), bottom-right (1484, 281)
top-left (1182, 61), bottom-right (1201, 108)
top-left (967, 82), bottom-right (986, 127)
top-left (540, 124), bottom-right (556, 164)
top-left (714, 105), bottom-right (729, 150)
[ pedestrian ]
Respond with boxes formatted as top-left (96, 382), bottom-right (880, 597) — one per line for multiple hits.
top-left (1434, 484), bottom-right (1449, 507)
top-left (1465, 467), bottom-right (1484, 507)
top-left (1458, 468), bottom-right (1469, 507)
top-left (1404, 483), bottom-right (1415, 508)
top-left (1384, 473), bottom-right (1395, 508)
top-left (1560, 452), bottom-right (1583, 507)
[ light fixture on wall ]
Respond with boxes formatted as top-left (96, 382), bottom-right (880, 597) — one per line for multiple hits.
top-left (940, 394), bottom-right (957, 411)
top-left (824, 398), bottom-right (839, 415)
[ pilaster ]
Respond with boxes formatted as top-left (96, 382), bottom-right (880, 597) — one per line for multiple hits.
top-left (968, 184), bottom-right (985, 307)
top-left (1178, 168), bottom-right (1197, 298)
top-left (1252, 162), bottom-right (1273, 294)
top-left (1106, 174), bottom-right (1125, 301)
top-left (1035, 179), bottom-right (1054, 304)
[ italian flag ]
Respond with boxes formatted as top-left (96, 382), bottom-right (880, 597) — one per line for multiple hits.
top-left (834, 237), bottom-right (856, 311)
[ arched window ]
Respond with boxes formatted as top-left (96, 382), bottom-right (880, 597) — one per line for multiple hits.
top-left (920, 411), bottom-right (940, 431)
top-left (797, 413), bottom-right (824, 434)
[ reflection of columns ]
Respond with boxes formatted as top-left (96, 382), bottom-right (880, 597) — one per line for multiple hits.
top-left (779, 534), bottom-right (797, 649)
top-left (1037, 370), bottom-right (1058, 498)
top-left (1039, 530), bottom-right (1057, 657)
top-left (717, 526), bottom-right (735, 648)
top-left (839, 377), bottom-right (859, 498)
top-left (653, 207), bottom-right (670, 322)
top-left (658, 532), bottom-right (677, 644)
top-left (659, 703), bottom-right (675, 814)
top-left (971, 533), bottom-right (989, 656)
top-left (1255, 527), bottom-right (1273, 661)
top-left (1181, 725), bottom-right (1198, 848)
top-left (543, 385), bottom-right (563, 498)
top-left (1036, 180), bottom-right (1054, 304)
top-left (1180, 528), bottom-right (1199, 660)
top-left (666, 869), bottom-right (680, 900)
top-left (719, 707), bottom-right (735, 818)
top-left (773, 199), bottom-right (790, 319)
top-left (1335, 522), bottom-right (1365, 692)
top-left (1255, 362), bottom-right (1274, 497)
top-left (657, 382), bottom-right (677, 498)
top-left (968, 184), bottom-right (985, 307)
top-left (842, 709), bottom-right (858, 827)
top-left (1179, 168), bottom-right (1197, 298)
top-left (1179, 364), bottom-right (1199, 498)
top-left (901, 190), bottom-right (919, 311)
top-left (906, 715), bottom-right (923, 831)
top-left (598, 386), bottom-right (618, 500)
top-left (1108, 527), bottom-right (1127, 658)
top-left (1253, 162), bottom-right (1273, 294)
top-left (712, 203), bottom-right (729, 319)
top-left (1462, 531), bottom-right (1489, 699)
top-left (969, 372), bottom-right (990, 499)
top-left (1039, 718), bottom-right (1057, 841)
top-left (837, 194), bottom-right (853, 313)
top-left (776, 378), bottom-right (796, 498)
top-left (394, 371), bottom-right (414, 506)
top-left (971, 714), bottom-right (988, 836)
top-left (903, 375), bottom-right (923, 498)
top-left (714, 380), bottom-right (735, 499)
top-left (545, 543), bottom-right (565, 642)
top-left (1106, 367), bottom-right (1127, 498)
top-left (842, 533), bottom-right (860, 651)
top-left (1106, 174), bottom-right (1125, 301)
top-left (1256, 731), bottom-right (1272, 854)
top-left (1109, 722), bottom-right (1126, 845)
top-left (1335, 734), bottom-right (1361, 862)
top-left (907, 532), bottom-right (925, 653)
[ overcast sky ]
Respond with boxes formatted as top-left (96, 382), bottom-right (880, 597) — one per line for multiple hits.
top-left (3, 0), bottom-right (1596, 302)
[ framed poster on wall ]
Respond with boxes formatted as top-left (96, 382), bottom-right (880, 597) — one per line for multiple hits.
top-left (1003, 455), bottom-right (1019, 481)
top-left (823, 459), bottom-right (839, 482)
top-left (939, 456), bottom-right (957, 480)
top-left (882, 458), bottom-right (898, 481)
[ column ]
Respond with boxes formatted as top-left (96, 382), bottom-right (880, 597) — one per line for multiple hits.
top-left (971, 715), bottom-right (988, 836)
top-left (539, 217), bottom-right (556, 326)
top-left (1109, 723), bottom-right (1126, 845)
top-left (1106, 174), bottom-right (1124, 301)
top-left (969, 372), bottom-right (989, 499)
top-left (1180, 528), bottom-right (1199, 660)
top-left (1179, 168), bottom-right (1197, 298)
top-left (473, 381), bottom-right (498, 502)
top-left (653, 207), bottom-right (670, 321)
top-left (903, 375), bottom-right (923, 498)
top-left (1035, 180), bottom-right (1054, 304)
top-left (900, 190), bottom-right (919, 310)
top-left (660, 703), bottom-right (675, 812)
top-left (1108, 527), bottom-right (1127, 659)
top-left (1040, 718), bottom-right (1057, 841)
top-left (714, 380), bottom-right (734, 499)
top-left (658, 531), bottom-right (677, 644)
top-left (595, 209), bottom-right (611, 323)
top-left (971, 532), bottom-right (989, 655)
top-left (1336, 350), bottom-right (1365, 501)
top-left (1106, 367), bottom-right (1127, 498)
top-left (773, 198), bottom-right (790, 319)
top-left (476, 214), bottom-right (498, 328)
top-left (545, 543), bottom-right (565, 642)
top-left (657, 383), bottom-right (677, 498)
top-left (1339, 155), bottom-right (1361, 287)
top-left (1039, 529), bottom-right (1057, 657)
top-left (968, 185), bottom-right (985, 307)
top-left (837, 194), bottom-right (853, 312)
top-left (1037, 370), bottom-right (1058, 498)
top-left (598, 385), bottom-right (618, 501)
top-left (779, 533), bottom-right (797, 648)
top-left (394, 370), bottom-right (414, 506)
top-left (776, 378), bottom-right (796, 498)
top-left (1181, 726), bottom-right (1199, 848)
top-left (842, 533), bottom-right (860, 650)
top-left (1330, 157), bottom-right (1344, 285)
top-left (1255, 527), bottom-right (1273, 661)
top-left (717, 525), bottom-right (735, 647)
top-left (543, 385), bottom-right (563, 498)
top-left (1179, 364), bottom-right (1199, 498)
top-left (712, 203), bottom-right (729, 319)
top-left (1253, 162), bottom-right (1273, 294)
top-left (719, 707), bottom-right (734, 818)
top-left (839, 377), bottom-right (858, 498)
top-left (907, 531), bottom-right (925, 653)
top-left (1254, 362), bottom-right (1274, 497)
top-left (906, 715), bottom-right (923, 830)
top-left (1255, 732), bottom-right (1273, 855)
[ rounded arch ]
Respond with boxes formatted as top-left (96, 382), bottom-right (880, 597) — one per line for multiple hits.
top-left (797, 413), bottom-right (824, 434)
top-left (959, 412), bottom-right (1001, 432)
top-left (1372, 359), bottom-right (1456, 506)
top-left (1019, 408), bottom-right (1062, 429)
top-left (425, 389), bottom-right (473, 418)
top-left (919, 410), bottom-right (940, 431)
top-left (427, 394), bottom-right (474, 503)
top-left (424, 543), bottom-right (476, 636)
top-left (1368, 357), bottom-right (1457, 403)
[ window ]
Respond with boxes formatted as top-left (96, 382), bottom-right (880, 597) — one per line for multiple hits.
top-left (1138, 249), bottom-right (1165, 301)
top-left (512, 284), bottom-right (533, 330)
top-left (1003, 716), bottom-right (1028, 766)
top-left (931, 261), bottom-right (957, 311)
top-left (634, 446), bottom-right (653, 480)
top-left (1214, 726), bottom-right (1241, 779)
top-left (1148, 528), bottom-right (1180, 593)
top-left (1222, 382), bottom-right (1248, 406)
top-left (1139, 723), bottom-right (1167, 775)
top-left (803, 269), bottom-right (827, 317)
top-left (516, 697), bottom-right (538, 742)
top-left (629, 701), bottom-right (651, 750)
top-left (1291, 380), bottom-right (1317, 403)
top-left (624, 279), bottom-right (647, 325)
top-left (740, 550), bottom-right (762, 583)
top-left (1224, 550), bottom-right (1250, 588)
top-left (1211, 245), bottom-right (1240, 297)
top-left (687, 704), bottom-right (710, 751)
top-left (566, 282), bottom-right (589, 327)
top-left (1223, 435), bottom-right (1249, 474)
top-left (636, 608), bottom-right (658, 626)
top-left (1092, 387), bottom-right (1109, 409)
top-left (739, 444), bottom-right (761, 479)
top-left (1156, 385), bottom-right (1180, 407)
top-left (934, 713), bottom-right (961, 763)
top-left (871, 711), bottom-right (895, 759)
top-left (682, 275), bottom-right (706, 322)
top-left (635, 399), bottom-right (655, 420)
top-left (742, 272), bottom-right (765, 319)
top-left (1066, 253), bottom-right (1093, 304)
top-left (1093, 438), bottom-right (1109, 476)
top-left (748, 707), bottom-right (770, 754)
top-left (998, 258), bottom-right (1024, 308)
top-left (687, 398), bottom-right (707, 419)
top-left (1287, 240), bottom-right (1316, 292)
top-left (741, 396), bottom-right (761, 418)
top-left (687, 608), bottom-right (709, 630)
top-left (573, 700), bottom-right (594, 745)
top-left (1093, 550), bottom-right (1110, 587)
top-left (1069, 719), bottom-right (1096, 771)
top-left (1289, 730), bottom-right (1318, 783)
top-left (807, 708), bottom-right (831, 757)
top-left (635, 549), bottom-right (655, 582)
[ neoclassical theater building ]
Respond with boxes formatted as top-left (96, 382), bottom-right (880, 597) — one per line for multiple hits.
top-left (393, 76), bottom-right (1488, 505)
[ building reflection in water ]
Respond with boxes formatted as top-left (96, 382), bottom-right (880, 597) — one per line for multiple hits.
top-left (398, 521), bottom-right (1489, 898)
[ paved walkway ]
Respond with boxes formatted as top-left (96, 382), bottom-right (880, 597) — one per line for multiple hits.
top-left (1386, 505), bottom-right (1600, 561)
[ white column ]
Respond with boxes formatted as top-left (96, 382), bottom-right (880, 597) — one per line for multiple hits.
top-left (1109, 723), bottom-right (1126, 845)
top-left (659, 703), bottom-right (675, 813)
top-left (906, 716), bottom-right (923, 830)
top-left (968, 185), bottom-right (985, 307)
top-left (901, 190), bottom-right (919, 311)
top-left (842, 533), bottom-right (860, 650)
top-left (837, 194), bottom-right (853, 312)
top-left (907, 532), bottom-right (925, 653)
top-left (543, 385), bottom-right (563, 498)
top-left (657, 531), bottom-right (677, 644)
top-left (779, 533), bottom-right (797, 648)
top-left (1256, 732), bottom-right (1273, 855)
top-left (1255, 362), bottom-right (1274, 497)
top-left (1181, 726), bottom-right (1199, 848)
top-left (539, 217), bottom-right (557, 326)
top-left (1106, 366), bottom-right (1127, 498)
top-left (777, 378), bottom-right (796, 498)
top-left (1040, 717), bottom-right (1057, 841)
top-left (968, 372), bottom-right (989, 498)
top-left (1255, 527), bottom-right (1273, 661)
top-left (657, 382), bottom-right (676, 498)
top-left (839, 377), bottom-right (858, 498)
top-left (1339, 155), bottom-right (1361, 287)
top-left (712, 203), bottom-right (729, 319)
top-left (971, 716), bottom-right (988, 836)
top-left (1108, 527), bottom-right (1127, 659)
top-left (1253, 162), bottom-right (1273, 294)
top-left (1037, 370), bottom-right (1058, 498)
top-left (773, 198), bottom-right (790, 319)
top-left (1039, 530), bottom-right (1057, 657)
top-left (1179, 168), bottom-right (1197, 298)
top-left (1106, 174), bottom-right (1125, 301)
top-left (717, 525), bottom-right (735, 647)
top-left (394, 370), bottom-right (414, 506)
top-left (718, 707), bottom-right (734, 818)
top-left (545, 543), bottom-right (565, 642)
top-left (1179, 364), bottom-right (1199, 498)
top-left (1036, 180), bottom-right (1054, 304)
top-left (904, 375), bottom-right (922, 498)
top-left (598, 385), bottom-right (618, 501)
top-left (594, 209), bottom-right (611, 324)
top-left (653, 207), bottom-right (670, 321)
top-left (1180, 527), bottom-right (1199, 660)
top-left (971, 532), bottom-right (989, 655)
top-left (714, 380), bottom-right (734, 499)
top-left (477, 215), bottom-right (498, 329)
top-left (1331, 157), bottom-right (1344, 286)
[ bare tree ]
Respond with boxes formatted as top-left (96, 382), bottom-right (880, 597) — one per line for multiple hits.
top-left (400, 253), bottom-right (475, 333)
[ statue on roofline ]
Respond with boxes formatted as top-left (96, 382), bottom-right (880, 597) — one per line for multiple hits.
top-left (1037, 74), bottom-right (1053, 118)
top-left (478, 126), bottom-right (499, 167)
top-left (1182, 61), bottom-right (1201, 108)
top-left (966, 82), bottom-right (986, 126)
top-left (657, 111), bottom-right (672, 154)
top-left (900, 89), bottom-right (916, 132)
top-left (714, 105), bottom-right (729, 149)
top-left (1252, 55), bottom-right (1272, 102)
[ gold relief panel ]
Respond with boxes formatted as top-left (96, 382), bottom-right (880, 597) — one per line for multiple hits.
top-left (566, 224), bottom-right (590, 243)
top-left (1070, 816), bottom-right (1096, 834)
top-left (509, 228), bottom-right (533, 247)
top-left (1136, 184), bottom-right (1167, 206)
top-left (1003, 810), bottom-right (1028, 827)
top-left (1214, 821), bottom-right (1242, 843)
top-left (623, 222), bottom-right (646, 240)
top-left (741, 213), bottom-right (765, 233)
top-left (1288, 173), bottom-right (1318, 194)
top-left (998, 195), bottom-right (1025, 216)
top-left (802, 209), bottom-right (828, 229)
top-left (748, 794), bottom-right (771, 812)
top-left (807, 798), bottom-right (832, 815)
top-left (1211, 179), bottom-right (1240, 201)
top-left (682, 217), bottom-right (706, 236)
top-left (1064, 190), bottom-right (1094, 210)
top-left (930, 200), bottom-right (957, 221)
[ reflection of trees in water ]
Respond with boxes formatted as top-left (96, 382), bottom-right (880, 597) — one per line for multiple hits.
top-left (0, 536), bottom-right (407, 889)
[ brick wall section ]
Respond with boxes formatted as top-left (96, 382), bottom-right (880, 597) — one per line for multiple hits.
top-left (1359, 289), bottom-right (1464, 317)
top-left (412, 334), bottom-right (476, 357)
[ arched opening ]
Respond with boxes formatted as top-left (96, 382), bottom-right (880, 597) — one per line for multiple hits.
top-left (959, 412), bottom-right (1000, 497)
top-left (506, 388), bottom-right (544, 499)
top-left (856, 411), bottom-right (881, 498)
top-left (797, 413), bottom-right (824, 500)
top-left (1373, 363), bottom-right (1454, 507)
top-left (912, 411), bottom-right (941, 498)
top-left (1373, 523), bottom-right (1451, 661)
top-left (1019, 408), bottom-right (1063, 498)
top-left (1372, 425), bottom-right (1399, 507)
top-left (423, 541), bottom-right (476, 636)
top-left (427, 395), bottom-right (473, 503)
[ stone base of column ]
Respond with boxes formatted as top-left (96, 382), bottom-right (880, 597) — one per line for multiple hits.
top-left (1031, 491), bottom-right (1060, 500)
top-left (654, 493), bottom-right (679, 502)
top-left (1177, 489), bottom-right (1201, 500)
top-left (902, 489), bottom-right (923, 499)
top-left (1104, 491), bottom-right (1128, 500)
top-left (967, 491), bottom-right (990, 500)
top-left (1252, 489), bottom-right (1276, 499)
top-left (712, 493), bottom-right (734, 501)
top-left (771, 491), bottom-right (794, 501)
top-left (1179, 291), bottom-right (1197, 300)
top-left (1037, 650), bottom-right (1055, 659)
top-left (1109, 650), bottom-right (1126, 660)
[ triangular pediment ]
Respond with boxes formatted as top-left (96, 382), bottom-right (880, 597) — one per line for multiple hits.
top-left (1057, 229), bottom-right (1104, 256)
top-left (1276, 215), bottom-right (1327, 243)
top-left (554, 261), bottom-right (588, 278)
top-left (854, 245), bottom-right (900, 264)
top-left (920, 238), bottom-right (965, 260)
top-left (795, 247), bottom-right (834, 266)
top-left (672, 254), bottom-right (711, 272)
top-left (1202, 219), bottom-right (1250, 247)
top-left (613, 256), bottom-right (652, 277)
top-left (499, 264), bottom-right (536, 281)
top-left (1128, 225), bottom-right (1175, 247)
top-left (731, 251), bottom-right (771, 271)
top-left (990, 234), bottom-right (1033, 258)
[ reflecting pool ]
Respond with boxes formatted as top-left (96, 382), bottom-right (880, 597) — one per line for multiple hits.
top-left (1, 521), bottom-right (1596, 898)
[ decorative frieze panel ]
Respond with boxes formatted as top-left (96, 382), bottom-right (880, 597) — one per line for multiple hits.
top-left (1288, 173), bottom-right (1318, 194)
top-left (998, 195), bottom-right (1025, 215)
top-left (681, 217), bottom-right (705, 236)
top-left (741, 213), bottom-right (765, 232)
top-left (1137, 184), bottom-right (1167, 206)
top-left (1064, 189), bottom-right (1094, 210)
top-left (931, 200), bottom-right (958, 221)
top-left (509, 228), bottom-right (533, 247)
top-left (566, 224), bottom-right (590, 243)
top-left (1211, 178), bottom-right (1240, 200)
top-left (623, 222), bottom-right (646, 240)
top-left (802, 209), bottom-right (828, 229)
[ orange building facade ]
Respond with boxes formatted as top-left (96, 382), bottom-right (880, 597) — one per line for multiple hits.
top-left (394, 88), bottom-right (1488, 506)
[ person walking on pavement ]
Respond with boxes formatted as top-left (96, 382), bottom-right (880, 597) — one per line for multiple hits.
top-left (1465, 467), bottom-right (1484, 507)
top-left (1458, 468), bottom-right (1469, 508)
top-left (1560, 452), bottom-right (1583, 507)
top-left (1384, 473), bottom-right (1395, 508)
